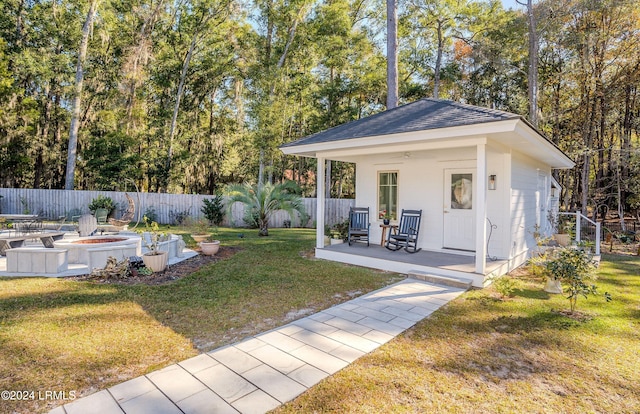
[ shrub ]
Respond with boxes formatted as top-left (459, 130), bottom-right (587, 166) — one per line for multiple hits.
top-left (169, 208), bottom-right (190, 225)
top-left (202, 194), bottom-right (224, 226)
top-left (226, 181), bottom-right (306, 236)
top-left (491, 276), bottom-right (518, 298)
top-left (144, 206), bottom-right (158, 223)
top-left (20, 196), bottom-right (30, 214)
top-left (185, 217), bottom-right (210, 234)
top-left (331, 218), bottom-right (350, 241)
top-left (88, 195), bottom-right (115, 214)
top-left (243, 208), bottom-right (260, 228)
top-left (543, 247), bottom-right (611, 312)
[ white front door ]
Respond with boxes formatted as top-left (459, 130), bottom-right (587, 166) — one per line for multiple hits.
top-left (443, 169), bottom-right (476, 251)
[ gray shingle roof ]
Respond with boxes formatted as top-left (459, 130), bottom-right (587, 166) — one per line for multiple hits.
top-left (281, 98), bottom-right (522, 148)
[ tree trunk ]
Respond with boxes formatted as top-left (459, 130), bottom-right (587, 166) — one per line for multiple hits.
top-left (34, 83), bottom-right (53, 188)
top-left (125, 0), bottom-right (164, 134)
top-left (386, 0), bottom-right (398, 109)
top-left (433, 20), bottom-right (443, 99)
top-left (620, 83), bottom-right (635, 210)
top-left (259, 219), bottom-right (269, 236)
top-left (258, 6), bottom-right (307, 184)
top-left (527, 0), bottom-right (539, 127)
top-left (166, 32), bottom-right (198, 188)
top-left (15, 0), bottom-right (25, 48)
top-left (65, 0), bottom-right (97, 190)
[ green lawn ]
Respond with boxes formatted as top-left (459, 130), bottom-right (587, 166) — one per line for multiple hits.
top-left (2, 231), bottom-right (638, 414)
top-left (275, 254), bottom-right (640, 413)
top-left (0, 228), bottom-right (401, 414)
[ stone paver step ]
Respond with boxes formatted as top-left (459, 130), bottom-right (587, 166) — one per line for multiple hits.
top-left (52, 279), bottom-right (465, 414)
top-left (407, 269), bottom-right (473, 289)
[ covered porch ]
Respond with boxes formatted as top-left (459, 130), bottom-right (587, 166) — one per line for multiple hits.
top-left (280, 99), bottom-right (575, 288)
top-left (319, 242), bottom-right (511, 288)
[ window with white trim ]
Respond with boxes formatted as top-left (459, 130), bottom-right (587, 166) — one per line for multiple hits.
top-left (378, 171), bottom-right (398, 220)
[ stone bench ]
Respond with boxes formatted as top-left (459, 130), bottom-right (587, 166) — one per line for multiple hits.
top-left (6, 248), bottom-right (68, 274)
top-left (141, 233), bottom-right (184, 259)
top-left (87, 245), bottom-right (138, 270)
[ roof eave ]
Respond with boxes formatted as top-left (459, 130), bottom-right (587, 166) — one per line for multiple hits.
top-left (280, 117), bottom-right (576, 170)
top-left (512, 120), bottom-right (575, 169)
top-left (280, 119), bottom-right (520, 157)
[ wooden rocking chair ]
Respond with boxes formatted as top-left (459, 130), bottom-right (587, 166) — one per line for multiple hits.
top-left (385, 209), bottom-right (422, 253)
top-left (108, 193), bottom-right (135, 229)
top-left (348, 207), bottom-right (370, 246)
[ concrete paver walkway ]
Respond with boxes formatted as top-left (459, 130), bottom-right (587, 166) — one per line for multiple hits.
top-left (50, 279), bottom-right (466, 414)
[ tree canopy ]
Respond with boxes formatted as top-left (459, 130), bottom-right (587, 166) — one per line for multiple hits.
top-left (0, 0), bottom-right (638, 218)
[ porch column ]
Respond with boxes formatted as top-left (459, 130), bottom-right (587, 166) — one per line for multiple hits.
top-left (316, 156), bottom-right (326, 249)
top-left (475, 143), bottom-right (487, 275)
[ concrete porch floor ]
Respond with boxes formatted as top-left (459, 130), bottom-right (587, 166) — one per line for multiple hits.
top-left (318, 242), bottom-right (510, 287)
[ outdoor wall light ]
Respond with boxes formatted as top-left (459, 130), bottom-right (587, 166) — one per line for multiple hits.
top-left (488, 174), bottom-right (497, 190)
top-left (551, 183), bottom-right (557, 198)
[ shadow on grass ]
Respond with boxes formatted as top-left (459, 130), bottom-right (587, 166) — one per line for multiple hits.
top-left (0, 281), bottom-right (122, 313)
top-left (511, 287), bottom-right (551, 300)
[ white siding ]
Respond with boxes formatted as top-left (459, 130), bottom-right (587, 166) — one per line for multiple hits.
top-left (486, 146), bottom-right (510, 259)
top-left (510, 151), bottom-right (552, 258)
top-left (355, 147), bottom-right (480, 251)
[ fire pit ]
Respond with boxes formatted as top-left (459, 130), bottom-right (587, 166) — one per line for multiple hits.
top-left (72, 237), bottom-right (128, 244)
top-left (54, 236), bottom-right (141, 270)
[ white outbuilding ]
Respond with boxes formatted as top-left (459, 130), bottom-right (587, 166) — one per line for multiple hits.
top-left (281, 98), bottom-right (575, 287)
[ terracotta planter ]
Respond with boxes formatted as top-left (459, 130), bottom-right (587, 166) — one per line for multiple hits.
top-left (544, 278), bottom-right (563, 294)
top-left (142, 251), bottom-right (168, 272)
top-left (192, 234), bottom-right (209, 243)
top-left (199, 240), bottom-right (220, 256)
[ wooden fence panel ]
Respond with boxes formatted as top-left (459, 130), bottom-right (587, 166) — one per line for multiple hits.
top-left (0, 188), bottom-right (353, 228)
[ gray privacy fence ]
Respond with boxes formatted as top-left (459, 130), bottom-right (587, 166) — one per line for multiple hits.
top-left (0, 188), bottom-right (354, 228)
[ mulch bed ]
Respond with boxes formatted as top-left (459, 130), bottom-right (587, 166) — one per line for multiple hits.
top-left (554, 309), bottom-right (594, 322)
top-left (71, 246), bottom-right (241, 286)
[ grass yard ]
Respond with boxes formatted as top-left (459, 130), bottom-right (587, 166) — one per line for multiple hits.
top-left (275, 254), bottom-right (640, 413)
top-left (2, 229), bottom-right (638, 414)
top-left (0, 228), bottom-right (401, 414)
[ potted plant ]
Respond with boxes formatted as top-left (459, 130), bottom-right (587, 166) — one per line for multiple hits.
top-left (140, 217), bottom-right (169, 272)
top-left (187, 217), bottom-right (210, 242)
top-left (330, 219), bottom-right (349, 245)
top-left (550, 212), bottom-right (573, 247)
top-left (199, 234), bottom-right (221, 256)
top-left (542, 247), bottom-right (609, 312)
top-left (88, 195), bottom-right (115, 220)
top-left (528, 248), bottom-right (563, 293)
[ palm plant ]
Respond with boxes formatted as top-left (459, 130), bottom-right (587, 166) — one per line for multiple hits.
top-left (226, 181), bottom-right (307, 236)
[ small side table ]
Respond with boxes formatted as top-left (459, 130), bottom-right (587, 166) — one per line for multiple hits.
top-left (379, 224), bottom-right (398, 246)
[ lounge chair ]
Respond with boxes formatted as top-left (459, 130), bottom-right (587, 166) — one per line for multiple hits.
top-left (348, 207), bottom-right (370, 246)
top-left (385, 209), bottom-right (422, 253)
